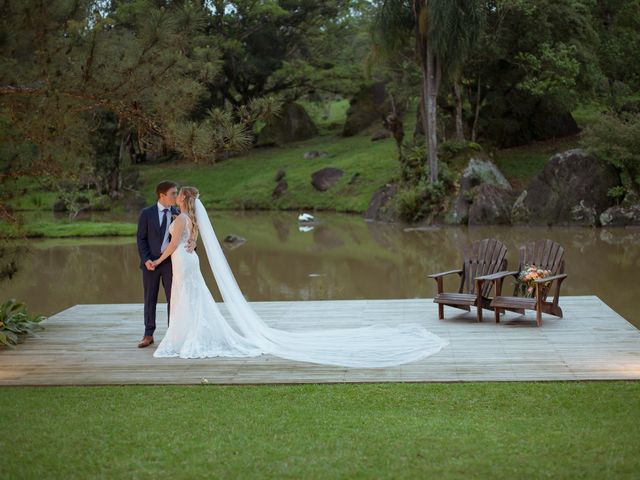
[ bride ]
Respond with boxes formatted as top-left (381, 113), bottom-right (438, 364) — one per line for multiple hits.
top-left (152, 186), bottom-right (448, 367)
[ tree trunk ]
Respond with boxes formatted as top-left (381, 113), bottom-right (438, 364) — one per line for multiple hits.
top-left (471, 75), bottom-right (482, 142)
top-left (425, 43), bottom-right (439, 183)
top-left (453, 79), bottom-right (465, 141)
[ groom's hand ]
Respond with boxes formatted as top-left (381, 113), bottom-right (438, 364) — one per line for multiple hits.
top-left (145, 260), bottom-right (156, 271)
top-left (185, 239), bottom-right (196, 253)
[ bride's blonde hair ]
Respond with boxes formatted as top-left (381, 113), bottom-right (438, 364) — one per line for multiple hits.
top-left (179, 186), bottom-right (199, 243)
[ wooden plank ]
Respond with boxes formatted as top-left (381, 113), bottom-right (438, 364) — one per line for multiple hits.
top-left (0, 296), bottom-right (639, 385)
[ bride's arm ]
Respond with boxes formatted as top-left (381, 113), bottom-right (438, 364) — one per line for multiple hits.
top-left (152, 215), bottom-right (186, 266)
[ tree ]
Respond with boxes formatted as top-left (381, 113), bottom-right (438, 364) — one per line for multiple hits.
top-left (372, 0), bottom-right (485, 183)
top-left (462, 0), bottom-right (600, 146)
top-left (204, 0), bottom-right (366, 108)
top-left (0, 0), bottom-right (279, 202)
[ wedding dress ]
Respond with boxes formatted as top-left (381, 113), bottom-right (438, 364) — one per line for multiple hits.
top-left (154, 198), bottom-right (448, 367)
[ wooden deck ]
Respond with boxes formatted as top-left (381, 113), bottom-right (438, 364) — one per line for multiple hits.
top-left (2, 296), bottom-right (640, 385)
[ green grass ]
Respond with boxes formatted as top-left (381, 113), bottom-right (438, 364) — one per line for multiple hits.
top-left (138, 130), bottom-right (400, 213)
top-left (492, 135), bottom-right (582, 190)
top-left (0, 221), bottom-right (136, 238)
top-left (1, 382), bottom-right (639, 479)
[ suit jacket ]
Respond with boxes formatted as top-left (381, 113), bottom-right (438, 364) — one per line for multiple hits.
top-left (137, 204), bottom-right (180, 268)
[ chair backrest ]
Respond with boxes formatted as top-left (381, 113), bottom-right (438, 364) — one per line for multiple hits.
top-left (459, 238), bottom-right (508, 296)
top-left (518, 239), bottom-right (565, 274)
top-left (514, 239), bottom-right (565, 299)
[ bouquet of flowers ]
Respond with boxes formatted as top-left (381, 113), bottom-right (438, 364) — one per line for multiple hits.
top-left (516, 264), bottom-right (552, 298)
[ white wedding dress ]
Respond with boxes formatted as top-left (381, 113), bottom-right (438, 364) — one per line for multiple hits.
top-left (154, 199), bottom-right (448, 367)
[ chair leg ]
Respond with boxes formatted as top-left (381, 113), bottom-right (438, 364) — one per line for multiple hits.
top-left (438, 303), bottom-right (444, 320)
top-left (476, 303), bottom-right (483, 323)
top-left (535, 283), bottom-right (543, 327)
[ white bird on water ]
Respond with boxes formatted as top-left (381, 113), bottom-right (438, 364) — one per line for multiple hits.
top-left (298, 213), bottom-right (315, 223)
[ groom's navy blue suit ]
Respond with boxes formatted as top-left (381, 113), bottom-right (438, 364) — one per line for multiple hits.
top-left (137, 204), bottom-right (180, 337)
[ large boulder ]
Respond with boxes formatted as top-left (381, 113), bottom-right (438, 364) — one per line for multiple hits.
top-left (256, 102), bottom-right (317, 146)
top-left (311, 167), bottom-right (344, 192)
top-left (468, 184), bottom-right (516, 225)
top-left (600, 204), bottom-right (640, 227)
top-left (511, 149), bottom-right (619, 226)
top-left (364, 184), bottom-right (398, 222)
top-left (446, 156), bottom-right (512, 225)
top-left (342, 82), bottom-right (390, 137)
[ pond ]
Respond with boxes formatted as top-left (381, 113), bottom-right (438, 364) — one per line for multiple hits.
top-left (4, 211), bottom-right (640, 328)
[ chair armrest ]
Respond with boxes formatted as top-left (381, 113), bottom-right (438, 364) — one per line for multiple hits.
top-left (534, 273), bottom-right (567, 284)
top-left (428, 269), bottom-right (463, 279)
top-left (475, 271), bottom-right (519, 281)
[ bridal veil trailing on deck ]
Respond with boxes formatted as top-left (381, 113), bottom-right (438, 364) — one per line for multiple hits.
top-left (194, 198), bottom-right (448, 368)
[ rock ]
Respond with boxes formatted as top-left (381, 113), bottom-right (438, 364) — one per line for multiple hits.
top-left (303, 151), bottom-right (329, 160)
top-left (342, 82), bottom-right (390, 137)
top-left (256, 102), bottom-right (318, 146)
top-left (468, 184), bottom-right (516, 225)
top-left (274, 168), bottom-right (286, 182)
top-left (223, 234), bottom-right (246, 246)
top-left (364, 184), bottom-right (398, 222)
top-left (619, 100), bottom-right (640, 115)
top-left (600, 204), bottom-right (640, 227)
top-left (531, 111), bottom-right (580, 142)
top-left (311, 167), bottom-right (345, 192)
top-left (371, 130), bottom-right (391, 142)
top-left (481, 99), bottom-right (580, 147)
top-left (447, 155), bottom-right (512, 225)
top-left (512, 149), bottom-right (619, 226)
top-left (348, 173), bottom-right (360, 185)
top-left (272, 179), bottom-right (288, 199)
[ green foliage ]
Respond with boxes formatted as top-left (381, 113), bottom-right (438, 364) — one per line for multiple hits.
top-left (209, 0), bottom-right (368, 106)
top-left (395, 145), bottom-right (456, 223)
top-left (582, 113), bottom-right (640, 191)
top-left (607, 185), bottom-right (628, 205)
top-left (396, 178), bottom-right (449, 223)
top-left (0, 299), bottom-right (45, 347)
top-left (438, 140), bottom-right (483, 162)
top-left (515, 42), bottom-right (581, 109)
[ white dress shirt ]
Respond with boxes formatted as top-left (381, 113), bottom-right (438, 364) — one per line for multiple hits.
top-left (157, 201), bottom-right (172, 253)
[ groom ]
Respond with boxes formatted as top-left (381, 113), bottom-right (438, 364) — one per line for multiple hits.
top-left (136, 181), bottom-right (194, 348)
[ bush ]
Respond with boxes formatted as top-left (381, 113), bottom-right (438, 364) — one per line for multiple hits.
top-left (396, 177), bottom-right (451, 223)
top-left (438, 140), bottom-right (483, 162)
top-left (0, 299), bottom-right (45, 347)
top-left (582, 113), bottom-right (640, 193)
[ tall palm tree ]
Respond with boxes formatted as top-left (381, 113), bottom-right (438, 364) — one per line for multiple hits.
top-left (373, 0), bottom-right (485, 182)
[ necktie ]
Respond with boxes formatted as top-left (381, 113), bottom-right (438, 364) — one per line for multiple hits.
top-left (160, 208), bottom-right (169, 236)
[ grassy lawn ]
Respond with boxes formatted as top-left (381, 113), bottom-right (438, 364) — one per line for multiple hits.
top-left (2, 382), bottom-right (639, 479)
top-left (138, 130), bottom-right (400, 213)
top-left (0, 221), bottom-right (137, 238)
top-left (492, 135), bottom-right (582, 190)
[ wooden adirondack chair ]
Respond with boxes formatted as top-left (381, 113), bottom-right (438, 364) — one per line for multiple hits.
top-left (480, 239), bottom-right (568, 327)
top-left (428, 238), bottom-right (508, 322)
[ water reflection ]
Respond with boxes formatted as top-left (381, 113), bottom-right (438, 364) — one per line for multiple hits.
top-left (4, 211), bottom-right (640, 327)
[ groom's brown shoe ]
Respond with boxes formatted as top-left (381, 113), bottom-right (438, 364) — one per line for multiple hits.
top-left (138, 336), bottom-right (154, 348)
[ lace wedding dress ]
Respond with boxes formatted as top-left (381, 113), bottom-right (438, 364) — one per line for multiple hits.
top-left (154, 199), bottom-right (448, 367)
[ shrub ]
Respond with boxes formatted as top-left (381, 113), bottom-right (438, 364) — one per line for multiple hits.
top-left (582, 113), bottom-right (640, 193)
top-left (0, 299), bottom-right (45, 347)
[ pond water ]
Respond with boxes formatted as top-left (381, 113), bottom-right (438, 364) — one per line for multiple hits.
top-left (4, 211), bottom-right (640, 328)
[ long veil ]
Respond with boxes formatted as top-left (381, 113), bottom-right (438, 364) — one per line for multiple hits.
top-left (195, 198), bottom-right (448, 368)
